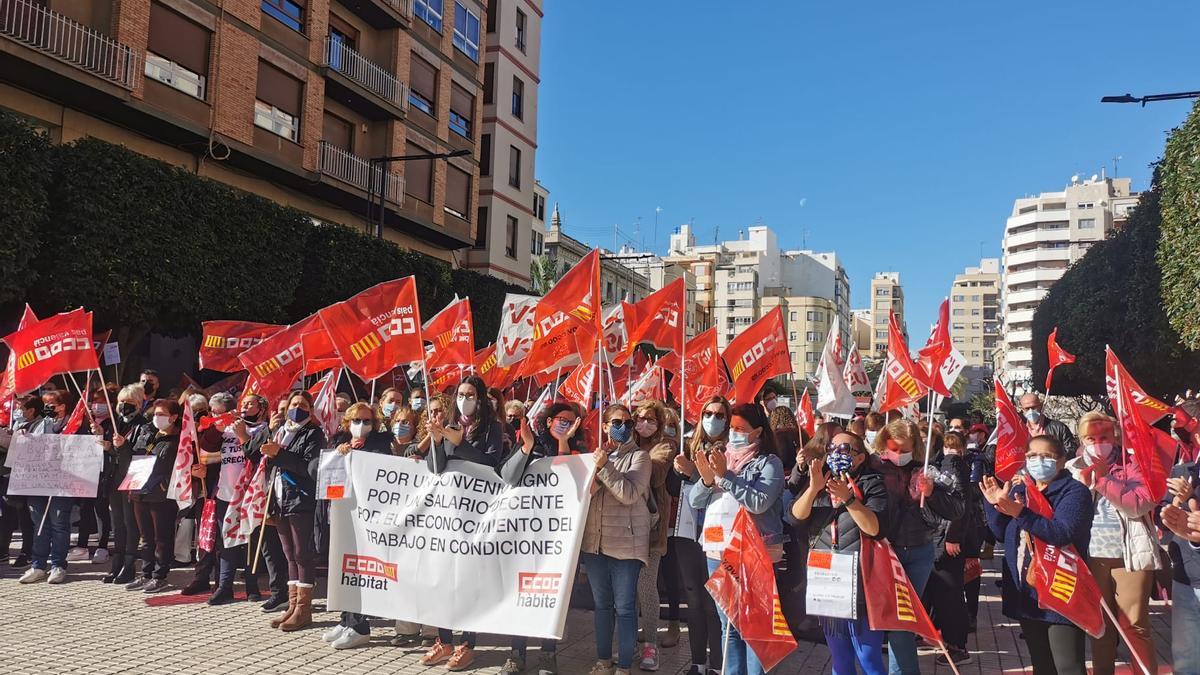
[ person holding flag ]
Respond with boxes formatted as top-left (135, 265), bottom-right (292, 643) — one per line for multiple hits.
top-left (789, 431), bottom-right (890, 675)
top-left (13, 395), bottom-right (70, 585)
top-left (982, 435), bottom-right (1093, 675)
top-left (119, 398), bottom-right (183, 593)
top-left (231, 394), bottom-right (289, 611)
top-left (689, 403), bottom-right (786, 675)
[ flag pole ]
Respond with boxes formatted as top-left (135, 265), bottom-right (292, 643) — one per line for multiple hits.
top-left (920, 390), bottom-right (938, 508)
top-left (933, 639), bottom-right (964, 675)
top-left (251, 467), bottom-right (277, 575)
top-left (93, 368), bottom-right (118, 435)
top-left (595, 332), bottom-right (602, 453)
top-left (65, 371), bottom-right (98, 429)
top-left (1099, 599), bottom-right (1152, 675)
top-left (369, 378), bottom-right (377, 404)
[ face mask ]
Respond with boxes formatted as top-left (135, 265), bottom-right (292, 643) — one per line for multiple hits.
top-left (864, 430), bottom-right (877, 446)
top-left (382, 402), bottom-right (397, 418)
top-left (152, 414), bottom-right (173, 431)
top-left (349, 419), bottom-right (371, 439)
top-left (287, 407), bottom-right (310, 424)
top-left (609, 422), bottom-right (631, 444)
top-left (242, 410), bottom-right (261, 424)
top-left (635, 420), bottom-right (658, 438)
top-left (458, 396), bottom-right (477, 417)
top-left (1026, 456), bottom-right (1059, 482)
top-left (1084, 442), bottom-right (1114, 464)
top-left (943, 447), bottom-right (960, 456)
top-left (42, 406), bottom-right (57, 420)
top-left (12, 409), bottom-right (26, 427)
top-left (1024, 409), bottom-right (1042, 423)
top-left (883, 450), bottom-right (914, 467)
top-left (553, 419), bottom-right (572, 436)
top-left (664, 426), bottom-right (677, 439)
top-left (702, 415), bottom-right (726, 438)
top-left (410, 398), bottom-right (425, 412)
top-left (141, 382), bottom-right (157, 397)
top-left (118, 403), bottom-right (137, 418)
top-left (393, 422), bottom-right (413, 439)
top-left (826, 451), bottom-right (855, 475)
top-left (729, 430), bottom-right (752, 448)
top-left (91, 403), bottom-right (109, 419)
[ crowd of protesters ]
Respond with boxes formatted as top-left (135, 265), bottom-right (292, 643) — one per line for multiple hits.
top-left (7, 369), bottom-right (1200, 675)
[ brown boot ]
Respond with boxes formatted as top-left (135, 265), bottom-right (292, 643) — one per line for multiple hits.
top-left (270, 584), bottom-right (298, 629)
top-left (279, 584), bottom-right (313, 632)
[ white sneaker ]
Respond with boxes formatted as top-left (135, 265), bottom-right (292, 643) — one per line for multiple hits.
top-left (332, 629), bottom-right (371, 650)
top-left (47, 567), bottom-right (67, 584)
top-left (322, 625), bottom-right (350, 643)
top-left (92, 548), bottom-right (110, 564)
top-left (65, 547), bottom-right (90, 562)
top-left (18, 568), bottom-right (48, 584)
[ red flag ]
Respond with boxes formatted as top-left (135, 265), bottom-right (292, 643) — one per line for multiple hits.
top-left (662, 328), bottom-right (731, 424)
top-left (796, 388), bottom-right (815, 438)
top-left (558, 363), bottom-right (598, 411)
top-left (1105, 347), bottom-right (1170, 426)
top-left (1044, 328), bottom-right (1075, 392)
top-left (476, 344), bottom-right (518, 391)
top-left (301, 328), bottom-right (341, 375)
top-left (199, 320), bottom-right (283, 372)
top-left (1, 309), bottom-right (99, 395)
top-left (622, 278), bottom-right (685, 363)
top-left (1115, 364), bottom-right (1172, 504)
top-left (318, 278), bottom-right (424, 382)
top-left (197, 497), bottom-right (218, 553)
top-left (167, 398), bottom-right (199, 510)
top-left (993, 378), bottom-right (1030, 482)
top-left (91, 329), bottom-right (112, 358)
top-left (0, 305), bottom-right (38, 425)
top-left (423, 296), bottom-right (475, 370)
top-left (62, 398), bottom-right (88, 434)
top-left (528, 250), bottom-right (601, 371)
top-left (861, 536), bottom-right (941, 644)
top-left (1021, 475), bottom-right (1107, 638)
top-left (879, 311), bottom-right (928, 412)
top-left (520, 320), bottom-right (587, 377)
top-left (915, 299), bottom-right (965, 398)
top-left (239, 313), bottom-right (322, 404)
top-left (199, 411), bottom-right (237, 433)
top-left (723, 307), bottom-right (791, 405)
top-left (705, 509), bottom-right (798, 670)
top-left (312, 367), bottom-right (342, 440)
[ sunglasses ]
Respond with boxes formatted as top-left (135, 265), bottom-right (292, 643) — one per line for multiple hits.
top-left (827, 442), bottom-right (859, 454)
top-left (702, 411), bottom-right (726, 420)
top-left (608, 419), bottom-right (631, 428)
top-left (635, 416), bottom-right (657, 423)
top-left (552, 416), bottom-right (575, 425)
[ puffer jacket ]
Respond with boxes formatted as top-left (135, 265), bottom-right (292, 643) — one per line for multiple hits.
top-left (1033, 416), bottom-right (1080, 458)
top-left (1066, 454), bottom-right (1162, 571)
top-left (647, 441), bottom-right (675, 555)
top-left (873, 454), bottom-right (966, 548)
top-left (581, 440), bottom-right (652, 565)
top-left (245, 422), bottom-right (326, 516)
top-left (689, 451), bottom-right (786, 559)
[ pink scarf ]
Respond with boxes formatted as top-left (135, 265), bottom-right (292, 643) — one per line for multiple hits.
top-left (725, 441), bottom-right (760, 474)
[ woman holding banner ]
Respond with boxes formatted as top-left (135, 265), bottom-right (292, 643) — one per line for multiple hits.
top-left (14, 395), bottom-right (71, 585)
top-left (120, 398), bottom-right (182, 594)
top-left (632, 400), bottom-right (674, 671)
top-left (689, 402), bottom-right (786, 675)
top-left (789, 431), bottom-right (890, 675)
top-left (983, 435), bottom-right (1092, 675)
top-left (669, 396), bottom-right (730, 675)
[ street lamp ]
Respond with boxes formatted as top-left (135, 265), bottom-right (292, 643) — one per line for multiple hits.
top-left (1100, 91), bottom-right (1200, 106)
top-left (367, 148), bottom-right (472, 238)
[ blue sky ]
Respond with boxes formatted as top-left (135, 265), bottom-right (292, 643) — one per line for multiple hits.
top-left (535, 1), bottom-right (1199, 339)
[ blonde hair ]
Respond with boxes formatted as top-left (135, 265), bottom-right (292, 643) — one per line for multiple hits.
top-left (634, 400), bottom-right (667, 447)
top-left (875, 418), bottom-right (926, 462)
top-left (340, 402), bottom-right (378, 432)
top-left (1077, 411), bottom-right (1120, 442)
top-left (117, 384), bottom-right (146, 406)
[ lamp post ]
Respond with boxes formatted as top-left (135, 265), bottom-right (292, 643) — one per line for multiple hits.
top-left (1100, 91), bottom-right (1200, 106)
top-left (367, 148), bottom-right (472, 238)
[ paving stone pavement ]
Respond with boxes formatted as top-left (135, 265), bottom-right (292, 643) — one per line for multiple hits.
top-left (0, 550), bottom-right (1173, 674)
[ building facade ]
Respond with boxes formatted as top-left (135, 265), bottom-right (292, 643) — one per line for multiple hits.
top-left (543, 204), bottom-right (651, 305)
top-left (761, 293), bottom-right (839, 380)
top-left (464, 0), bottom-right (540, 287)
top-left (949, 258), bottom-right (1001, 369)
top-left (999, 176), bottom-right (1139, 386)
top-left (604, 248), bottom-right (708, 339)
top-left (0, 0), bottom-right (503, 263)
top-left (867, 272), bottom-right (907, 359)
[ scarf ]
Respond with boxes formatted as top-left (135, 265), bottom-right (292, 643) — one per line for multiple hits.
top-left (725, 441), bottom-right (760, 474)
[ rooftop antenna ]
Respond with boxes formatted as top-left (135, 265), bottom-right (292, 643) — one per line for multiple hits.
top-left (654, 207), bottom-right (662, 253)
top-left (1112, 155), bottom-right (1122, 177)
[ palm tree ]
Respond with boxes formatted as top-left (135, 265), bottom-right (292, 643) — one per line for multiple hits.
top-left (530, 255), bottom-right (559, 295)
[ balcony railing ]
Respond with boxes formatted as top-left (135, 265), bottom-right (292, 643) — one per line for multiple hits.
top-left (317, 141), bottom-right (404, 206)
top-left (0, 0), bottom-right (138, 89)
top-left (382, 0), bottom-right (413, 18)
top-left (324, 36), bottom-right (408, 111)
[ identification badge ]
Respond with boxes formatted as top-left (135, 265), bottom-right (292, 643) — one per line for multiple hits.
top-left (805, 549), bottom-right (858, 620)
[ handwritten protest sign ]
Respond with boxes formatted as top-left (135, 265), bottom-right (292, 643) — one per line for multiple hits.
top-left (4, 433), bottom-right (103, 497)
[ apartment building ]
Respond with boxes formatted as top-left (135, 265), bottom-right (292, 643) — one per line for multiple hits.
top-left (950, 258), bottom-right (1001, 369)
top-left (852, 309), bottom-right (873, 360)
top-left (761, 293), bottom-right (839, 380)
top-left (1000, 175), bottom-right (1139, 386)
top-left (867, 272), bottom-right (907, 359)
top-left (464, 0), bottom-right (540, 287)
top-left (604, 247), bottom-right (708, 339)
top-left (0, 0), bottom-right (497, 262)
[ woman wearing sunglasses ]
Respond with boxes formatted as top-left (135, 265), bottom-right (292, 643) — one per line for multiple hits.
top-left (580, 403), bottom-right (653, 675)
top-left (669, 396), bottom-right (730, 675)
top-left (689, 402), bottom-right (786, 675)
top-left (628, 400), bottom-right (675, 671)
top-left (790, 432), bottom-right (890, 675)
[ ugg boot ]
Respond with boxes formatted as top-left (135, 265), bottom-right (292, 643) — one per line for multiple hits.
top-left (280, 584), bottom-right (313, 632)
top-left (270, 583), bottom-right (298, 628)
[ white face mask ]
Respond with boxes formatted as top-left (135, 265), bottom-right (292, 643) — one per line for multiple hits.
top-left (883, 450), bottom-right (913, 466)
top-left (635, 420), bottom-right (658, 438)
top-left (349, 419), bottom-right (371, 439)
top-left (765, 399), bottom-right (778, 412)
top-left (152, 414), bottom-right (173, 431)
top-left (458, 396), bottom-right (477, 417)
top-left (1083, 442), bottom-right (1114, 464)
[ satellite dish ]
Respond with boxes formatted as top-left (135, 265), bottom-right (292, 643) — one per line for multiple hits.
top-left (1090, 174), bottom-right (1099, 182)
top-left (1071, 174), bottom-right (1080, 184)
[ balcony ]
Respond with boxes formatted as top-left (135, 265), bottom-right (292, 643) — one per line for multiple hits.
top-left (1005, 228), bottom-right (1070, 250)
top-left (1005, 247), bottom-right (1070, 268)
top-left (317, 141), bottom-right (404, 206)
top-left (1005, 308), bottom-right (1035, 325)
top-left (1005, 288), bottom-right (1048, 307)
top-left (323, 36), bottom-right (408, 119)
top-left (338, 0), bottom-right (413, 28)
top-left (1006, 209), bottom-right (1070, 231)
top-left (1005, 268), bottom-right (1066, 287)
top-left (1, 0), bottom-right (139, 89)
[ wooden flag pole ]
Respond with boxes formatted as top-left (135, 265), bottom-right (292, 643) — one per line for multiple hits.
top-left (920, 390), bottom-right (938, 508)
top-left (65, 371), bottom-right (98, 429)
top-left (251, 466), bottom-right (277, 575)
top-left (933, 639), bottom-right (964, 675)
top-left (679, 337), bottom-right (686, 459)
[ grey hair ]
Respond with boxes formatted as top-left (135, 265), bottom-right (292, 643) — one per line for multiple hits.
top-left (117, 384), bottom-right (146, 405)
top-left (209, 391), bottom-right (236, 411)
top-left (188, 393), bottom-right (209, 412)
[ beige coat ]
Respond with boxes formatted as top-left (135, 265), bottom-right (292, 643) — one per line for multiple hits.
top-left (647, 442), bottom-right (676, 555)
top-left (581, 440), bottom-right (652, 565)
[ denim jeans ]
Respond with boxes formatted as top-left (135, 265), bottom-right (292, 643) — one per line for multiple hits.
top-left (27, 495), bottom-right (72, 571)
top-left (707, 558), bottom-right (765, 675)
top-left (825, 617), bottom-right (887, 675)
top-left (887, 542), bottom-right (936, 675)
top-left (583, 551), bottom-right (642, 669)
top-left (1174, 581), bottom-right (1200, 675)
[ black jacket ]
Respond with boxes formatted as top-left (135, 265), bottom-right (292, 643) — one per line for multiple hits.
top-left (1036, 417), bottom-right (1079, 458)
top-left (429, 419), bottom-right (505, 474)
top-left (245, 423), bottom-right (326, 516)
top-left (123, 428), bottom-right (179, 503)
top-left (107, 412), bottom-right (147, 487)
top-left (874, 455), bottom-right (966, 548)
top-left (929, 452), bottom-right (974, 560)
top-left (806, 467), bottom-right (890, 554)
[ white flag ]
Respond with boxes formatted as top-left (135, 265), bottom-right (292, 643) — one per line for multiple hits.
top-left (495, 294), bottom-right (538, 367)
top-left (313, 367), bottom-right (342, 439)
top-left (601, 304), bottom-right (628, 364)
top-left (166, 399), bottom-right (198, 510)
top-left (622, 365), bottom-right (664, 407)
top-left (815, 318), bottom-right (857, 418)
top-left (842, 342), bottom-right (872, 395)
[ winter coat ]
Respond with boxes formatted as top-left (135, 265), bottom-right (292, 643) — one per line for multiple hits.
top-left (123, 428), bottom-right (179, 503)
top-left (689, 452), bottom-right (786, 559)
top-left (1066, 454), bottom-right (1162, 571)
top-left (428, 419), bottom-right (505, 474)
top-left (245, 422), bottom-right (325, 516)
top-left (581, 440), bottom-right (652, 565)
top-left (873, 455), bottom-right (965, 549)
top-left (646, 441), bottom-right (675, 555)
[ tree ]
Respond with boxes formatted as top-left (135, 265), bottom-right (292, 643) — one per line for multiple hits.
top-left (0, 113), bottom-right (50, 307)
top-left (530, 255), bottom-right (558, 295)
top-left (1159, 99), bottom-right (1200, 350)
top-left (968, 387), bottom-right (996, 426)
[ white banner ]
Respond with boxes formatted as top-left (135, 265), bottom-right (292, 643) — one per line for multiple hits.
top-left (328, 452), bottom-right (596, 639)
top-left (495, 294), bottom-right (538, 367)
top-left (4, 433), bottom-right (103, 497)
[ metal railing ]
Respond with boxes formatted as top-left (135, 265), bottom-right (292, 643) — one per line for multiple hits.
top-left (0, 0), bottom-right (139, 89)
top-left (318, 141), bottom-right (405, 206)
top-left (382, 0), bottom-right (413, 19)
top-left (324, 36), bottom-right (408, 111)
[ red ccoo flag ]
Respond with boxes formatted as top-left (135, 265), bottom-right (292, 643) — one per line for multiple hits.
top-left (0, 304), bottom-right (38, 424)
top-left (1114, 364), bottom-right (1173, 504)
top-left (796, 388), bottom-right (816, 438)
top-left (423, 296), bottom-right (475, 370)
top-left (239, 313), bottom-right (322, 404)
top-left (993, 378), bottom-right (1030, 482)
top-left (199, 320), bottom-right (283, 373)
top-left (861, 536), bottom-right (942, 644)
top-left (706, 508), bottom-right (797, 670)
top-left (723, 307), bottom-right (791, 405)
top-left (621, 278), bottom-right (685, 364)
top-left (300, 327), bottom-right (341, 375)
top-left (1105, 346), bottom-right (1170, 426)
top-left (1, 308), bottom-right (98, 396)
top-left (662, 328), bottom-right (731, 424)
top-left (528, 250), bottom-right (601, 371)
top-left (475, 344), bottom-right (518, 391)
top-left (318, 277), bottom-right (425, 383)
top-left (558, 363), bottom-right (598, 411)
top-left (879, 311), bottom-right (928, 412)
top-left (1045, 328), bottom-right (1076, 392)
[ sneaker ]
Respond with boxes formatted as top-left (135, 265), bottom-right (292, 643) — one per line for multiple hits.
top-left (389, 632), bottom-right (422, 647)
top-left (65, 547), bottom-right (90, 562)
top-left (639, 644), bottom-right (659, 671)
top-left (206, 586), bottom-right (236, 606)
top-left (936, 647), bottom-right (974, 665)
top-left (246, 591), bottom-right (264, 603)
top-left (536, 651), bottom-right (559, 675)
top-left (447, 645), bottom-right (476, 671)
top-left (323, 625), bottom-right (350, 643)
top-left (91, 548), bottom-right (109, 564)
top-left (18, 567), bottom-right (47, 584)
top-left (419, 640), bottom-right (455, 666)
top-left (124, 577), bottom-right (149, 590)
top-left (47, 566), bottom-right (67, 584)
top-left (332, 629), bottom-right (371, 650)
top-left (11, 554), bottom-right (30, 568)
top-left (142, 579), bottom-right (171, 593)
top-left (500, 653), bottom-right (524, 674)
top-left (588, 661), bottom-right (614, 675)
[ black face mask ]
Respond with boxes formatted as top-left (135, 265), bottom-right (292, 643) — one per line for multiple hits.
top-left (141, 382), bottom-right (156, 397)
top-left (118, 403), bottom-right (137, 417)
top-left (242, 411), bottom-right (261, 424)
top-left (42, 407), bottom-right (57, 420)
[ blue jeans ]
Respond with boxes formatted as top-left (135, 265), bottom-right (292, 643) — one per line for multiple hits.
top-left (582, 552), bottom-right (642, 669)
top-left (826, 617), bottom-right (887, 675)
top-left (887, 542), bottom-right (936, 675)
top-left (1174, 581), bottom-right (1200, 675)
top-left (707, 558), bottom-right (765, 675)
top-left (27, 495), bottom-right (72, 571)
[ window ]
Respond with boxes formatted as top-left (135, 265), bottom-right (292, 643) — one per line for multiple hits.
top-left (875, 330), bottom-right (887, 340)
top-left (952, 308), bottom-right (965, 316)
top-left (531, 230), bottom-right (543, 255)
top-left (262, 0), bottom-right (304, 32)
top-left (486, 0), bottom-right (498, 32)
top-left (414, 0), bottom-right (443, 31)
top-left (146, 3), bottom-right (209, 99)
top-left (474, 207), bottom-right (488, 248)
top-left (327, 17), bottom-right (357, 71)
top-left (408, 54), bottom-right (437, 115)
top-left (1078, 218), bottom-right (1095, 229)
top-left (404, 141), bottom-right (433, 203)
top-left (322, 112), bottom-right (353, 151)
top-left (789, 332), bottom-right (797, 342)
top-left (445, 165), bottom-right (470, 220)
top-left (951, 294), bottom-right (964, 301)
top-left (508, 145), bottom-right (521, 188)
top-left (483, 62), bottom-right (494, 104)
top-left (479, 134), bottom-right (491, 175)
top-left (606, 281), bottom-right (614, 301)
top-left (506, 216), bottom-right (519, 258)
top-left (511, 76), bottom-right (524, 119)
top-left (971, 308), bottom-right (981, 315)
top-left (806, 311), bottom-right (817, 321)
top-left (952, 323), bottom-right (965, 330)
top-left (875, 287), bottom-right (890, 296)
top-left (254, 61), bottom-right (302, 141)
top-left (532, 193), bottom-right (545, 220)
top-left (449, 82), bottom-right (474, 138)
top-left (806, 331), bottom-right (820, 341)
top-left (515, 9), bottom-right (526, 51)
top-left (789, 311), bottom-right (797, 321)
top-left (453, 2), bottom-right (480, 61)
top-left (805, 352), bottom-right (819, 363)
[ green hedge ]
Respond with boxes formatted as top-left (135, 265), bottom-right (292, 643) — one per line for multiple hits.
top-left (1160, 100), bottom-right (1200, 351)
top-left (0, 110), bottom-right (523, 347)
